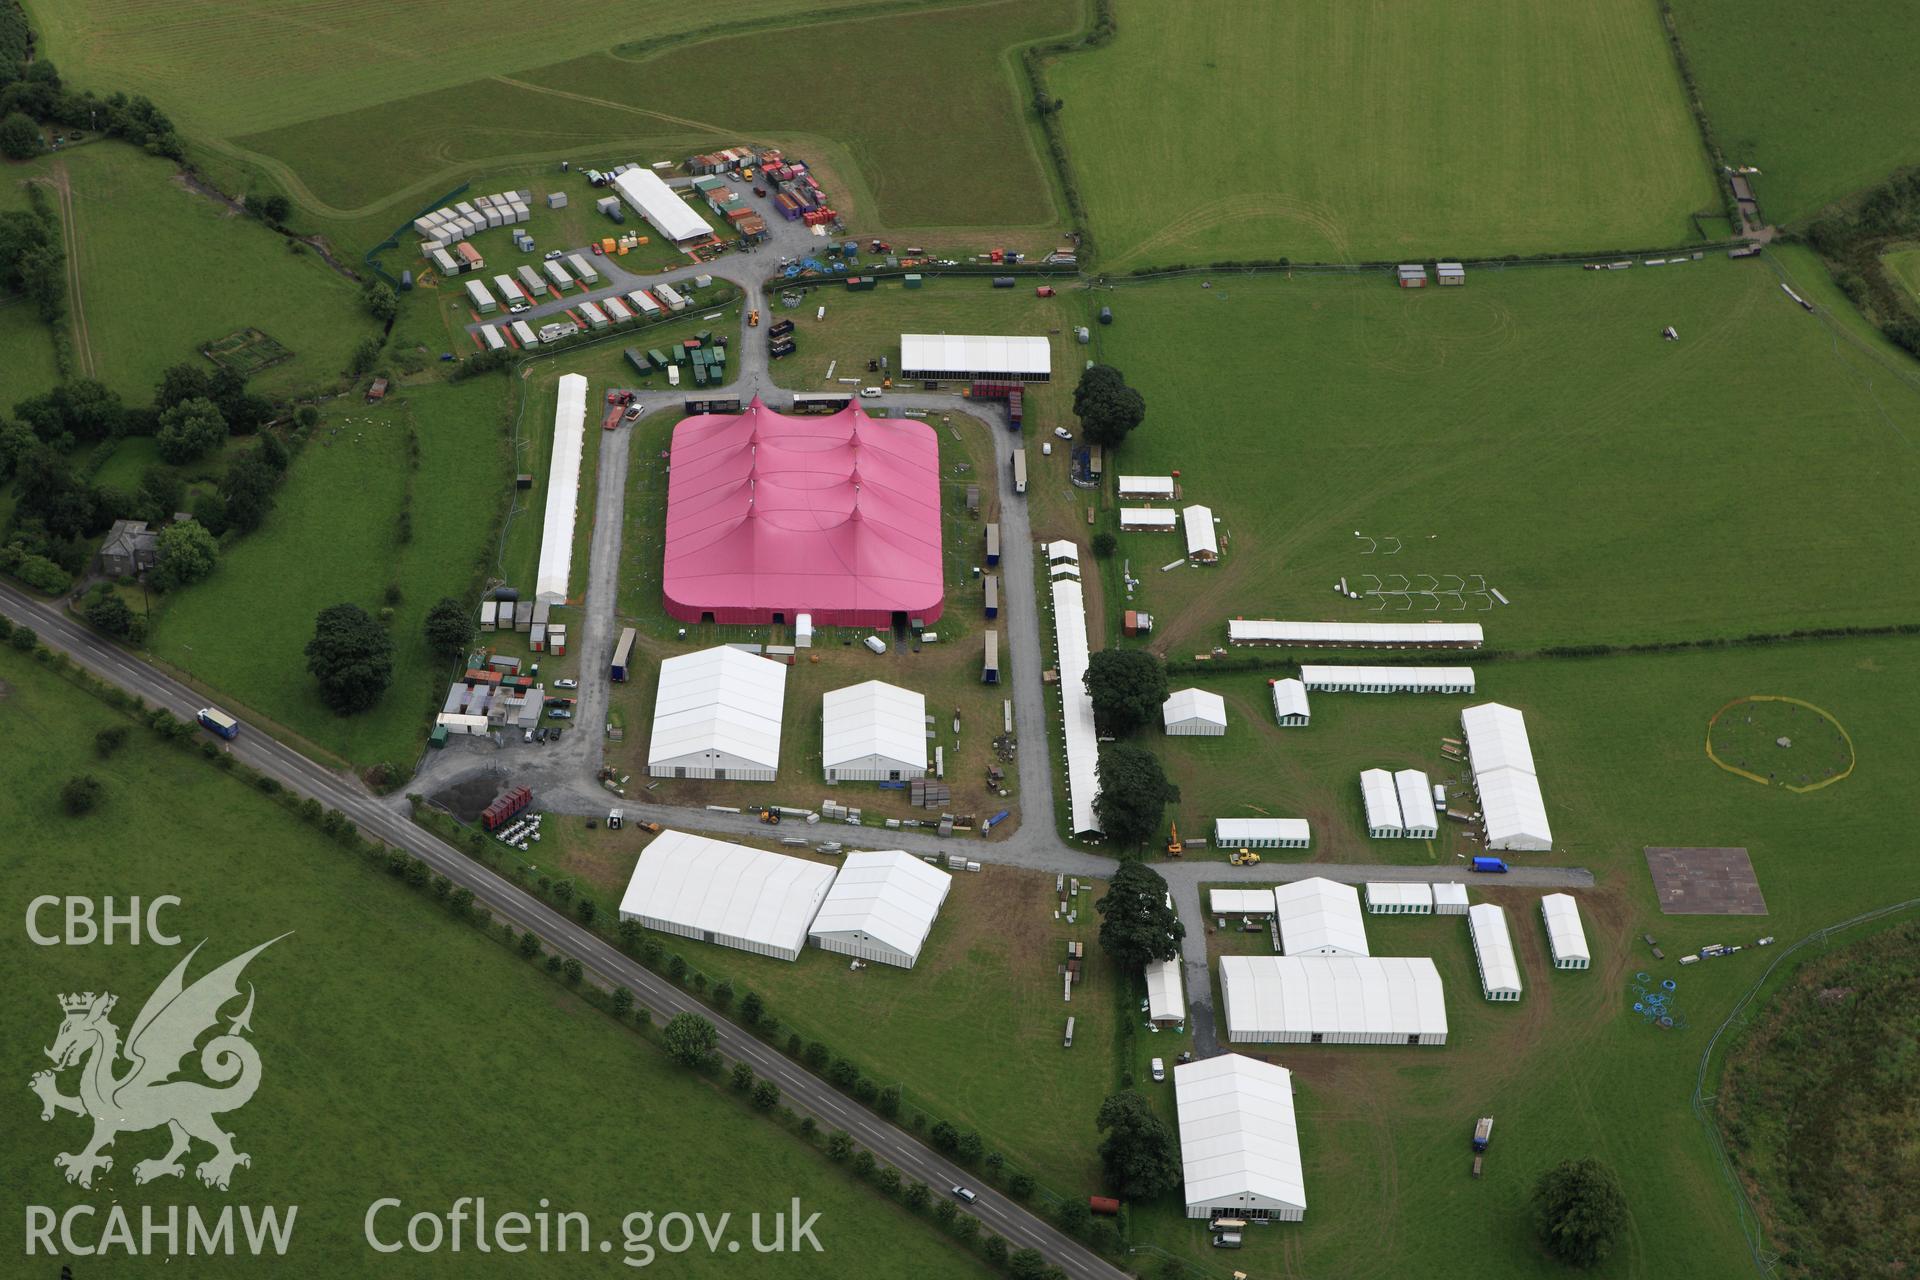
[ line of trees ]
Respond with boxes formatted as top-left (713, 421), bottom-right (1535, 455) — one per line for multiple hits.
top-left (1082, 647), bottom-right (1179, 846)
top-left (0, 7), bottom-right (186, 163)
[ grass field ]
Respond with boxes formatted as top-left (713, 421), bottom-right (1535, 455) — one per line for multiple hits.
top-left (1049, 0), bottom-right (1716, 266)
top-left (0, 293), bottom-right (59, 409)
top-left (1669, 0), bottom-right (1920, 225)
top-left (229, 0), bottom-right (1077, 251)
top-left (1077, 254), bottom-right (1920, 655)
top-left (42, 146), bottom-right (373, 400)
top-left (0, 651), bottom-right (990, 1278)
top-left (1884, 245), bottom-right (1920, 303)
top-left (147, 377), bottom-right (513, 769)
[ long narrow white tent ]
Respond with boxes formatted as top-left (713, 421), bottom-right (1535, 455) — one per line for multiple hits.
top-left (1272, 878), bottom-right (1369, 956)
top-left (1175, 1055), bottom-right (1307, 1221)
top-left (1183, 504), bottom-right (1219, 561)
top-left (534, 373), bottom-right (588, 604)
top-left (1210, 888), bottom-right (1277, 915)
top-left (1270, 677), bottom-right (1310, 725)
top-left (1145, 958), bottom-right (1186, 1024)
top-left (1468, 903), bottom-right (1523, 1001)
top-left (1540, 894), bottom-right (1590, 969)
top-left (1051, 576), bottom-right (1102, 835)
top-left (646, 646), bottom-right (786, 781)
top-left (1461, 702), bottom-right (1552, 850)
top-left (1360, 768), bottom-right (1404, 837)
top-left (617, 830), bottom-right (835, 961)
top-left (1214, 818), bottom-right (1310, 849)
top-left (613, 167), bottom-right (715, 243)
top-left (1299, 665), bottom-right (1476, 694)
top-left (1228, 620), bottom-right (1484, 648)
top-left (899, 334), bottom-right (1051, 382)
top-left (1394, 769), bottom-right (1439, 839)
top-left (1220, 955), bottom-right (1448, 1045)
top-left (807, 850), bottom-right (951, 968)
top-left (821, 680), bottom-right (927, 782)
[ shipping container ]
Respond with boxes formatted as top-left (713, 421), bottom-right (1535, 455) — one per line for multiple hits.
top-left (611, 627), bottom-right (637, 681)
top-left (1010, 448), bottom-right (1028, 494)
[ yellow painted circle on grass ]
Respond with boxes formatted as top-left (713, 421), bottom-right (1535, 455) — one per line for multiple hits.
top-left (1705, 696), bottom-right (1855, 793)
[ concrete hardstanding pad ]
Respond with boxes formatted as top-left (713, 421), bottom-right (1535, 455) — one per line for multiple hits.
top-left (1643, 847), bottom-right (1769, 915)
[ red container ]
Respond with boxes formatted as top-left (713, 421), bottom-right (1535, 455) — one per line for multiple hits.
top-left (1088, 1197), bottom-right (1120, 1216)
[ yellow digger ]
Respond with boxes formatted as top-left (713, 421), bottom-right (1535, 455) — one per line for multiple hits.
top-left (1229, 847), bottom-right (1262, 867)
top-left (1165, 821), bottom-right (1184, 858)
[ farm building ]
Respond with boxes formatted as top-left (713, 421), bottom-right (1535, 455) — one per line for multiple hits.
top-left (613, 168), bottom-right (716, 245)
top-left (821, 680), bottom-right (927, 783)
top-left (1145, 958), bottom-right (1185, 1025)
top-left (806, 849), bottom-right (951, 968)
top-left (1214, 818), bottom-right (1310, 850)
top-left (617, 830), bottom-right (834, 962)
top-left (1228, 621), bottom-right (1484, 649)
top-left (1468, 903), bottom-right (1523, 1001)
top-left (535, 374), bottom-right (588, 605)
top-left (1119, 508), bottom-right (1178, 532)
top-left (566, 253), bottom-right (600, 286)
top-left (1052, 575), bottom-right (1102, 836)
top-left (1540, 894), bottom-right (1590, 970)
top-left (661, 399), bottom-right (943, 627)
top-left (1365, 883), bottom-right (1433, 915)
top-left (900, 334), bottom-right (1051, 382)
top-left (464, 279), bottom-right (497, 313)
top-left (1210, 888), bottom-right (1276, 915)
top-left (1298, 665), bottom-right (1476, 694)
top-left (1272, 878), bottom-right (1369, 957)
top-left (1270, 678), bottom-right (1310, 726)
top-left (646, 645), bottom-right (787, 781)
top-left (1163, 687), bottom-right (1227, 736)
top-left (1433, 883), bottom-right (1470, 915)
top-left (1183, 505), bottom-right (1219, 562)
top-left (1175, 1054), bottom-right (1306, 1222)
top-left (1394, 769), bottom-right (1439, 839)
top-left (1117, 475), bottom-right (1175, 500)
top-left (1360, 768), bottom-right (1404, 838)
top-left (1461, 703), bottom-right (1552, 851)
top-left (1437, 262), bottom-right (1465, 285)
top-left (1220, 955), bottom-right (1448, 1045)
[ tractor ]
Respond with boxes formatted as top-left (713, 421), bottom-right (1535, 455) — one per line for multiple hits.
top-left (1229, 848), bottom-right (1262, 867)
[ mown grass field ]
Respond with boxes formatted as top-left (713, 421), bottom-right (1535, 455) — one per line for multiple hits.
top-left (0, 651), bottom-right (989, 1278)
top-left (1078, 253), bottom-right (1920, 656)
top-left (230, 0), bottom-right (1077, 251)
top-left (1669, 0), bottom-right (1920, 225)
top-left (1884, 245), bottom-right (1920, 303)
top-left (1131, 635), bottom-right (1920, 1278)
top-left (0, 292), bottom-right (59, 409)
top-left (1049, 0), bottom-right (1715, 266)
top-left (147, 377), bottom-right (512, 769)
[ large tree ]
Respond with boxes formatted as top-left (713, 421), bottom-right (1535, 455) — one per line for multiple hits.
top-left (155, 396), bottom-right (228, 465)
top-left (1094, 861), bottom-right (1184, 969)
top-left (1093, 745), bottom-right (1180, 848)
top-left (0, 112), bottom-right (41, 161)
top-left (149, 519), bottom-right (217, 591)
top-left (661, 1012), bottom-right (718, 1068)
top-left (1084, 648), bottom-right (1168, 735)
top-left (1072, 364), bottom-right (1146, 449)
top-left (1532, 1158), bottom-right (1628, 1268)
top-left (304, 603), bottom-right (394, 714)
top-left (423, 596), bottom-right (475, 659)
top-left (1095, 1092), bottom-right (1183, 1199)
top-left (219, 453), bottom-right (279, 533)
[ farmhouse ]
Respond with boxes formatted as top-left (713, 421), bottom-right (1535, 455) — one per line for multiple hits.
top-left (1227, 620), bottom-right (1484, 649)
top-left (1360, 768), bottom-right (1404, 838)
top-left (97, 519), bottom-right (160, 576)
top-left (1182, 505), bottom-right (1219, 562)
top-left (1272, 878), bottom-right (1369, 957)
top-left (1051, 574), bottom-right (1102, 836)
top-left (1540, 894), bottom-right (1590, 970)
top-left (822, 680), bottom-right (927, 782)
top-left (613, 167), bottom-right (717, 245)
top-left (1461, 702), bottom-right (1552, 851)
top-left (1220, 955), bottom-right (1448, 1045)
top-left (1163, 687), bottom-right (1227, 736)
top-left (1145, 958), bottom-right (1185, 1025)
top-left (646, 645), bottom-right (786, 781)
top-left (806, 850), bottom-right (951, 968)
top-left (617, 830), bottom-right (834, 961)
top-left (1468, 903), bottom-right (1523, 1001)
top-left (1174, 1055), bottom-right (1307, 1222)
top-left (1214, 818), bottom-right (1310, 850)
top-left (1270, 678), bottom-right (1310, 726)
top-left (1394, 769), bottom-right (1439, 839)
top-left (900, 334), bottom-right (1051, 382)
top-left (661, 399), bottom-right (943, 627)
top-left (1117, 475), bottom-right (1175, 500)
top-left (1298, 665), bottom-right (1476, 694)
top-left (535, 374), bottom-right (588, 605)
top-left (1365, 883), bottom-right (1433, 915)
top-left (1210, 888), bottom-right (1276, 915)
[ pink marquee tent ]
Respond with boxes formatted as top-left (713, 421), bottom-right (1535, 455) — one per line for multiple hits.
top-left (662, 398), bottom-right (945, 627)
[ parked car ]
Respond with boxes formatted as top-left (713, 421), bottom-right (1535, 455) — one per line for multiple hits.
top-left (523, 729), bottom-right (534, 743)
top-left (544, 250), bottom-right (564, 261)
top-left (950, 1186), bottom-right (978, 1204)
top-left (1151, 1057), bottom-right (1166, 1082)
top-left (509, 302), bottom-right (530, 315)
top-left (1053, 427), bottom-right (1073, 439)
top-left (547, 708), bottom-right (572, 720)
top-left (859, 387), bottom-right (883, 399)
top-left (554, 678), bottom-right (578, 689)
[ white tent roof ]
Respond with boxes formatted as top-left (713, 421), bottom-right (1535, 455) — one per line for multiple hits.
top-left (647, 646), bottom-right (786, 771)
top-left (1433, 882), bottom-right (1470, 910)
top-left (1116, 475), bottom-right (1175, 497)
top-left (1468, 903), bottom-right (1523, 995)
top-left (1164, 687), bottom-right (1227, 730)
top-left (807, 850), bottom-right (951, 962)
top-left (1476, 766), bottom-right (1553, 849)
top-left (618, 830), bottom-right (835, 953)
top-left (535, 374), bottom-right (588, 604)
top-left (1174, 1055), bottom-right (1305, 1216)
top-left (899, 334), bottom-right (1051, 379)
top-left (1461, 702), bottom-right (1538, 775)
top-left (1045, 540), bottom-right (1080, 564)
top-left (821, 680), bottom-right (926, 773)
top-left (1271, 678), bottom-right (1310, 719)
top-left (613, 167), bottom-right (714, 242)
top-left (1221, 955), bottom-right (1448, 1040)
top-left (1300, 665), bottom-right (1476, 690)
top-left (1228, 620), bottom-right (1484, 646)
top-left (1540, 893), bottom-right (1590, 964)
top-left (1052, 577), bottom-right (1101, 835)
top-left (1145, 958), bottom-right (1185, 1022)
top-left (1215, 818), bottom-right (1310, 846)
top-left (1365, 882), bottom-right (1434, 909)
top-left (1183, 505), bottom-right (1219, 557)
top-left (1395, 769), bottom-right (1439, 831)
top-left (1360, 768), bottom-right (1403, 832)
top-left (1272, 877), bottom-right (1369, 956)
top-left (1120, 507), bottom-right (1178, 529)
top-left (1210, 888), bottom-right (1277, 914)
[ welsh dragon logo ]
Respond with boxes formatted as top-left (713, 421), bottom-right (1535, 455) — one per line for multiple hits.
top-left (29, 936), bottom-right (286, 1191)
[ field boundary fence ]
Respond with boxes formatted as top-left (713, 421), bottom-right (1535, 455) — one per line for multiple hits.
top-left (363, 182), bottom-right (472, 288)
top-left (1691, 895), bottom-right (1920, 1275)
top-left (1098, 241), bottom-right (1748, 288)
